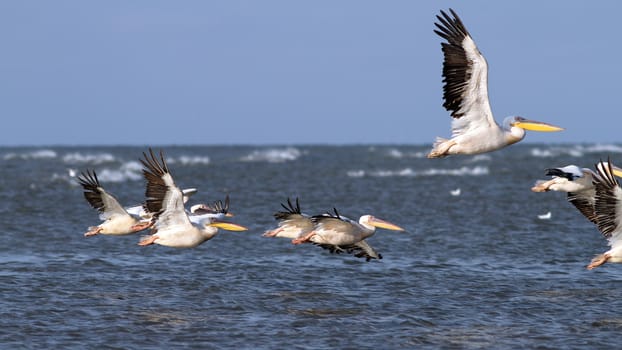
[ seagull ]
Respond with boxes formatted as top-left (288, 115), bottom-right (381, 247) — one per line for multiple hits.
top-left (427, 9), bottom-right (563, 158)
top-left (137, 149), bottom-right (247, 248)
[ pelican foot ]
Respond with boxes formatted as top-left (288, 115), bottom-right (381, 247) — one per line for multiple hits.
top-left (587, 254), bottom-right (610, 270)
top-left (427, 139), bottom-right (456, 158)
top-left (84, 227), bottom-right (102, 237)
top-left (131, 222), bottom-right (152, 232)
top-left (291, 232), bottom-right (316, 245)
top-left (138, 235), bottom-right (158, 246)
top-left (263, 228), bottom-right (282, 237)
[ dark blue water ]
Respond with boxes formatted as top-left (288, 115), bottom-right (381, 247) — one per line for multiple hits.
top-left (2, 144), bottom-right (622, 349)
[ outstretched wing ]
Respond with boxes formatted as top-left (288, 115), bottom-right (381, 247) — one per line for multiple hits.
top-left (434, 9), bottom-right (495, 136)
top-left (313, 240), bottom-right (382, 262)
top-left (141, 148), bottom-right (192, 231)
top-left (593, 159), bottom-right (622, 244)
top-left (77, 169), bottom-right (129, 220)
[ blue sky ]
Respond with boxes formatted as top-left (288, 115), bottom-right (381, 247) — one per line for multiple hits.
top-left (1, 1), bottom-right (620, 146)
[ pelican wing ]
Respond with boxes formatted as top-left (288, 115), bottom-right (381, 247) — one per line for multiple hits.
top-left (435, 9), bottom-right (495, 136)
top-left (274, 197), bottom-right (303, 220)
top-left (77, 170), bottom-right (129, 220)
top-left (567, 192), bottom-right (597, 224)
top-left (311, 215), bottom-right (354, 234)
top-left (594, 160), bottom-right (622, 242)
top-left (313, 240), bottom-right (382, 262)
top-left (141, 149), bottom-right (192, 231)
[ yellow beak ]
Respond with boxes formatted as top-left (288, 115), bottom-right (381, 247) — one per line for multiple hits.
top-left (612, 166), bottom-right (622, 178)
top-left (209, 221), bottom-right (248, 231)
top-left (513, 119), bottom-right (564, 132)
top-left (370, 217), bottom-right (405, 231)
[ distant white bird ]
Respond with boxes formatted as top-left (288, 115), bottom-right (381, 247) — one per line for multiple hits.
top-left (137, 149), bottom-right (247, 248)
top-left (587, 160), bottom-right (622, 269)
top-left (264, 198), bottom-right (386, 261)
top-left (428, 9), bottom-right (563, 158)
top-left (532, 164), bottom-right (622, 225)
top-left (537, 212), bottom-right (552, 220)
top-left (450, 188), bottom-right (461, 196)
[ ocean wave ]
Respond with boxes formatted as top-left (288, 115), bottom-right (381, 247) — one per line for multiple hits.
top-left (90, 161), bottom-right (143, 183)
top-left (168, 155), bottom-right (210, 165)
top-left (347, 166), bottom-right (489, 178)
top-left (3, 149), bottom-right (57, 160)
top-left (385, 148), bottom-right (426, 159)
top-left (530, 144), bottom-right (622, 158)
top-left (62, 152), bottom-right (117, 164)
top-left (240, 147), bottom-right (302, 163)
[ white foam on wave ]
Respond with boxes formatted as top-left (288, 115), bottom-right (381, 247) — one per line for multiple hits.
top-left (531, 144), bottom-right (622, 158)
top-left (385, 148), bottom-right (427, 159)
top-left (3, 149), bottom-right (57, 160)
top-left (240, 147), bottom-right (302, 163)
top-left (467, 154), bottom-right (492, 162)
top-left (347, 166), bottom-right (489, 178)
top-left (62, 152), bottom-right (116, 164)
top-left (94, 161), bottom-right (143, 182)
top-left (168, 155), bottom-right (210, 165)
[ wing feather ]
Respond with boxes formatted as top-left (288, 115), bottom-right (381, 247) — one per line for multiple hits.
top-left (567, 192), bottom-right (597, 224)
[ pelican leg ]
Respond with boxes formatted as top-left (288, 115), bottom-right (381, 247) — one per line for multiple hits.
top-left (292, 232), bottom-right (316, 245)
top-left (84, 226), bottom-right (102, 237)
top-left (138, 235), bottom-right (159, 246)
top-left (263, 228), bottom-right (283, 237)
top-left (530, 179), bottom-right (556, 192)
top-left (427, 138), bottom-right (456, 158)
top-left (131, 222), bottom-right (153, 232)
top-left (586, 253), bottom-right (610, 270)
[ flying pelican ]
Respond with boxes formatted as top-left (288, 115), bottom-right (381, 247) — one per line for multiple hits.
top-left (137, 149), bottom-right (247, 248)
top-left (264, 198), bottom-right (385, 261)
top-left (531, 164), bottom-right (622, 225)
top-left (291, 208), bottom-right (404, 261)
top-left (587, 160), bottom-right (622, 270)
top-left (77, 169), bottom-right (149, 237)
top-left (189, 195), bottom-right (234, 217)
top-left (78, 170), bottom-right (199, 237)
top-left (427, 9), bottom-right (563, 158)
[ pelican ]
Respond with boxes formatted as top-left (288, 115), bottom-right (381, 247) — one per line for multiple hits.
top-left (77, 169), bottom-right (149, 237)
top-left (291, 208), bottom-right (404, 261)
top-left (189, 195), bottom-right (234, 217)
top-left (264, 198), bottom-right (385, 261)
top-left (263, 197), bottom-right (314, 239)
top-left (427, 9), bottom-right (563, 158)
top-left (531, 164), bottom-right (622, 225)
top-left (137, 149), bottom-right (247, 248)
top-left (78, 170), bottom-right (199, 237)
top-left (587, 160), bottom-right (622, 270)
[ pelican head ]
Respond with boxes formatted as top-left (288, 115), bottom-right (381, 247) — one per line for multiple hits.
top-left (199, 214), bottom-right (247, 232)
top-left (359, 215), bottom-right (405, 231)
